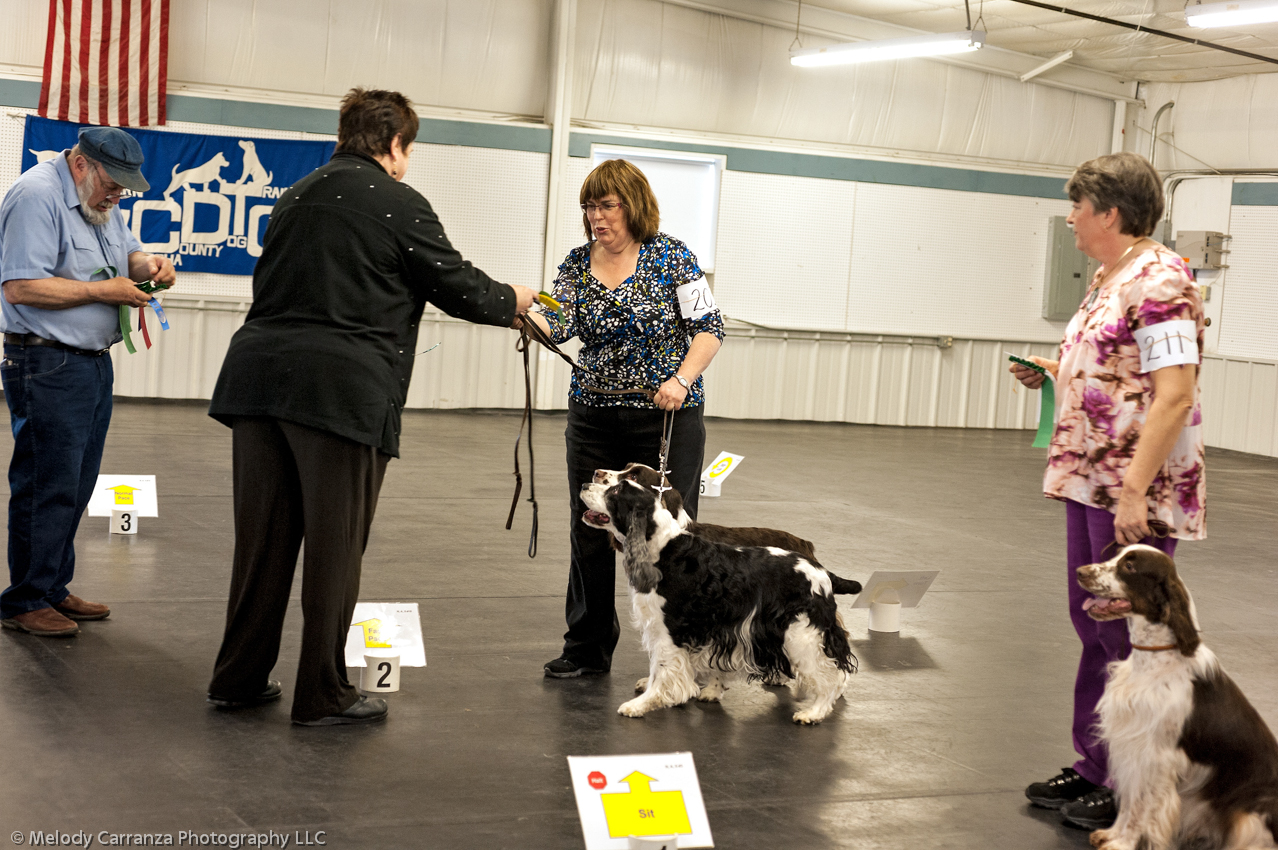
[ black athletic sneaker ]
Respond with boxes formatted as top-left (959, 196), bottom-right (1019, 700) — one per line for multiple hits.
top-left (1061, 787), bottom-right (1117, 830)
top-left (543, 656), bottom-right (607, 678)
top-left (1025, 767), bottom-right (1100, 809)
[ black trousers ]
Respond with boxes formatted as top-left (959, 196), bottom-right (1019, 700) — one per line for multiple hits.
top-left (209, 417), bottom-right (389, 722)
top-left (561, 401), bottom-right (705, 670)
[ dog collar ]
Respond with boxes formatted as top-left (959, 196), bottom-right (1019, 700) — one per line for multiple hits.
top-left (1131, 643), bottom-right (1177, 651)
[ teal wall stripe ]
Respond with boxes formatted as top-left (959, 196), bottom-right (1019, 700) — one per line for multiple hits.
top-left (413, 117), bottom-right (551, 153)
top-left (1232, 182), bottom-right (1278, 206)
top-left (0, 82), bottom-right (1064, 198)
top-left (167, 95), bottom-right (338, 134)
top-left (0, 79), bottom-right (40, 109)
top-left (570, 131), bottom-right (1069, 200)
top-left (1, 86), bottom-right (551, 152)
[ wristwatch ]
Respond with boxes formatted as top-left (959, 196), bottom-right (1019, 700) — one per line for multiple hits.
top-left (674, 374), bottom-right (690, 390)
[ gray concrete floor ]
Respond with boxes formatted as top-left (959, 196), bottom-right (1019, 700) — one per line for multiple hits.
top-left (1, 401), bottom-right (1275, 849)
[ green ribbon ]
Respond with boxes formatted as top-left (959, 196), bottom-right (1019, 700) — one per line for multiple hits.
top-left (1032, 379), bottom-right (1056, 449)
top-left (95, 266), bottom-right (172, 355)
top-left (94, 265), bottom-right (136, 354)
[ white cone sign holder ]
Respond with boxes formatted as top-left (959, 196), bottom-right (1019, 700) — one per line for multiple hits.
top-left (360, 653), bottom-right (401, 693)
top-left (699, 452), bottom-right (744, 497)
top-left (87, 475), bottom-right (159, 535)
top-left (344, 602), bottom-right (426, 669)
top-left (851, 570), bottom-right (941, 634)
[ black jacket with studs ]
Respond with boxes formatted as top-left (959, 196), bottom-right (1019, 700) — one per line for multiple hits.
top-left (209, 151), bottom-right (517, 456)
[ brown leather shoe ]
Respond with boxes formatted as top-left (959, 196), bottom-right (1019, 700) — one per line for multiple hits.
top-left (1, 607), bottom-right (79, 637)
top-left (53, 594), bottom-right (110, 621)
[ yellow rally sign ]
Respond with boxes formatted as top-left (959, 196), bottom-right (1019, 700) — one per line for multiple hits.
top-left (601, 771), bottom-right (692, 839)
top-left (109, 484), bottom-right (140, 506)
top-left (351, 618), bottom-right (393, 648)
top-left (708, 458), bottom-right (733, 478)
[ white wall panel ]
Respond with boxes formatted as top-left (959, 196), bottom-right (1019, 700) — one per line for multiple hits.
top-left (709, 167), bottom-right (1073, 342)
top-left (556, 156), bottom-right (594, 264)
top-left (1142, 78), bottom-right (1278, 171)
top-left (714, 170), bottom-right (855, 331)
top-left (405, 144), bottom-right (549, 290)
top-left (574, 0), bottom-right (1114, 168)
top-left (0, 0), bottom-right (44, 69)
top-left (851, 183), bottom-right (1072, 341)
top-left (168, 0), bottom-right (552, 117)
top-left (1218, 206), bottom-right (1278, 362)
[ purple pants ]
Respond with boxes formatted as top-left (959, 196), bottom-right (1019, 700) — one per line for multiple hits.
top-left (1066, 499), bottom-right (1178, 786)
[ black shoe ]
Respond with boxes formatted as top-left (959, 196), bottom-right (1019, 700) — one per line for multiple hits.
top-left (544, 656), bottom-right (607, 678)
top-left (1025, 767), bottom-right (1100, 809)
top-left (1061, 787), bottom-right (1117, 830)
top-left (292, 696), bottom-right (388, 727)
top-left (207, 680), bottom-right (283, 709)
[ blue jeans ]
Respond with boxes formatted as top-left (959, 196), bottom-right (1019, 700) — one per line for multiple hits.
top-left (0, 344), bottom-right (113, 618)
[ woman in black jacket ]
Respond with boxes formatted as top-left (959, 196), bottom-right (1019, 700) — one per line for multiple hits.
top-left (206, 88), bottom-right (536, 726)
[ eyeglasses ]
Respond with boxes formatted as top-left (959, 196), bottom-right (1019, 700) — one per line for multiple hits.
top-left (581, 201), bottom-right (624, 214)
top-left (92, 163), bottom-right (126, 199)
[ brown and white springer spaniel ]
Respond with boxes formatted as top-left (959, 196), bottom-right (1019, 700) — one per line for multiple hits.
top-left (581, 476), bottom-right (861, 724)
top-left (587, 463), bottom-right (859, 695)
top-left (592, 463), bottom-right (819, 560)
top-left (1078, 544), bottom-right (1278, 850)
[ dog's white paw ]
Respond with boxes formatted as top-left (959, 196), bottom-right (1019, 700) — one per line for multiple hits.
top-left (1088, 830), bottom-right (1133, 850)
top-left (635, 677), bottom-right (648, 693)
top-left (618, 697), bottom-right (652, 718)
top-left (760, 672), bottom-right (789, 687)
top-left (791, 708), bottom-right (827, 725)
top-left (696, 681), bottom-right (726, 702)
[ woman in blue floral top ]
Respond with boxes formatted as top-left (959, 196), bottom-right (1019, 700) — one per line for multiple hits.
top-left (523, 159), bottom-right (725, 678)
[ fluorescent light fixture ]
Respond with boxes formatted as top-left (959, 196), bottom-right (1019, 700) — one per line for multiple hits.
top-left (790, 30), bottom-right (985, 67)
top-left (1185, 0), bottom-right (1278, 26)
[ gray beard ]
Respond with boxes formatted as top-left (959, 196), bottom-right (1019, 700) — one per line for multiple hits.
top-left (76, 167), bottom-right (112, 227)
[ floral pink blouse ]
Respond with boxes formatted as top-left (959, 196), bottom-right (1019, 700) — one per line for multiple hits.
top-left (1043, 243), bottom-right (1207, 540)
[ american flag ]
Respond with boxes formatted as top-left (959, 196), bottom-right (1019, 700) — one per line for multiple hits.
top-left (38, 0), bottom-right (170, 127)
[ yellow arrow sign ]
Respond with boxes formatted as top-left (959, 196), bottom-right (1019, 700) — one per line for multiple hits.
top-left (107, 484), bottom-right (141, 506)
top-left (351, 618), bottom-right (392, 648)
top-left (601, 771), bottom-right (692, 839)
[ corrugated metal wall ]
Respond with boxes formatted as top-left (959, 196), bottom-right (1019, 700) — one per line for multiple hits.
top-left (113, 297), bottom-right (1278, 458)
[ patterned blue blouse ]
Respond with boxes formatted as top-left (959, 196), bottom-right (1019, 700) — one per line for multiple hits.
top-left (543, 233), bottom-right (726, 409)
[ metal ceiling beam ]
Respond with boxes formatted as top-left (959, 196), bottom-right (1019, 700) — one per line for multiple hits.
top-left (1020, 50), bottom-right (1074, 81)
top-left (1004, 0), bottom-right (1278, 67)
top-left (660, 0), bottom-right (1143, 103)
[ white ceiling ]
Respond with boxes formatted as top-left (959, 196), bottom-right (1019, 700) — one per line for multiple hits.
top-left (796, 0), bottom-right (1278, 81)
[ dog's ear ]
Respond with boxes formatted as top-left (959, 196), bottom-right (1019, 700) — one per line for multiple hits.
top-left (622, 507), bottom-right (662, 593)
top-left (1164, 574), bottom-right (1200, 656)
top-left (660, 480), bottom-right (684, 517)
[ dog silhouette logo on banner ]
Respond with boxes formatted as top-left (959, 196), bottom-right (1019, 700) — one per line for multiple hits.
top-left (21, 116), bottom-right (336, 276)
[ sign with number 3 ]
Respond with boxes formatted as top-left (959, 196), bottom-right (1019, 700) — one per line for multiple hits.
top-left (676, 280), bottom-right (718, 321)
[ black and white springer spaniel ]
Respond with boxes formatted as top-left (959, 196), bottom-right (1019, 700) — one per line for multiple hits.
top-left (1078, 544), bottom-right (1278, 850)
top-left (580, 475), bottom-right (860, 725)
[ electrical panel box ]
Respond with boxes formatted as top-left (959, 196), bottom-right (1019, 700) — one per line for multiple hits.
top-left (1043, 216), bottom-right (1099, 321)
top-left (1176, 230), bottom-right (1230, 270)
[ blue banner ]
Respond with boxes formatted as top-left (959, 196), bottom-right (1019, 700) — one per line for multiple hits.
top-left (22, 116), bottom-right (336, 276)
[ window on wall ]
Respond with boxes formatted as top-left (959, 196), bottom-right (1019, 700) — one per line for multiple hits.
top-left (590, 144), bottom-right (725, 273)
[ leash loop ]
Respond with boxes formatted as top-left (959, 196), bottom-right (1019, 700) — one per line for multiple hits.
top-left (507, 313), bottom-right (662, 557)
top-left (507, 327), bottom-right (539, 558)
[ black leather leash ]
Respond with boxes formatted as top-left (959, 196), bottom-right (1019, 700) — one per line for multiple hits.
top-left (506, 318), bottom-right (657, 558)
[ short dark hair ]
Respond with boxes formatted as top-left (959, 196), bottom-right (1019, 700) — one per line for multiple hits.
top-left (336, 88), bottom-right (419, 159)
top-left (1065, 153), bottom-right (1164, 238)
top-left (580, 159), bottom-right (660, 243)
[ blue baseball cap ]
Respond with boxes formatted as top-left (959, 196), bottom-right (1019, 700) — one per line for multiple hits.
top-left (77, 126), bottom-right (149, 192)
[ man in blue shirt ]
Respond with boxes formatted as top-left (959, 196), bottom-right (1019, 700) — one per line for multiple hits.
top-left (0, 126), bottom-right (176, 637)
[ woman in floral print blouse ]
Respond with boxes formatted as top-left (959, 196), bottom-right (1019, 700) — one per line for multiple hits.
top-left (1013, 153), bottom-right (1206, 831)
top-left (522, 159), bottom-right (724, 679)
